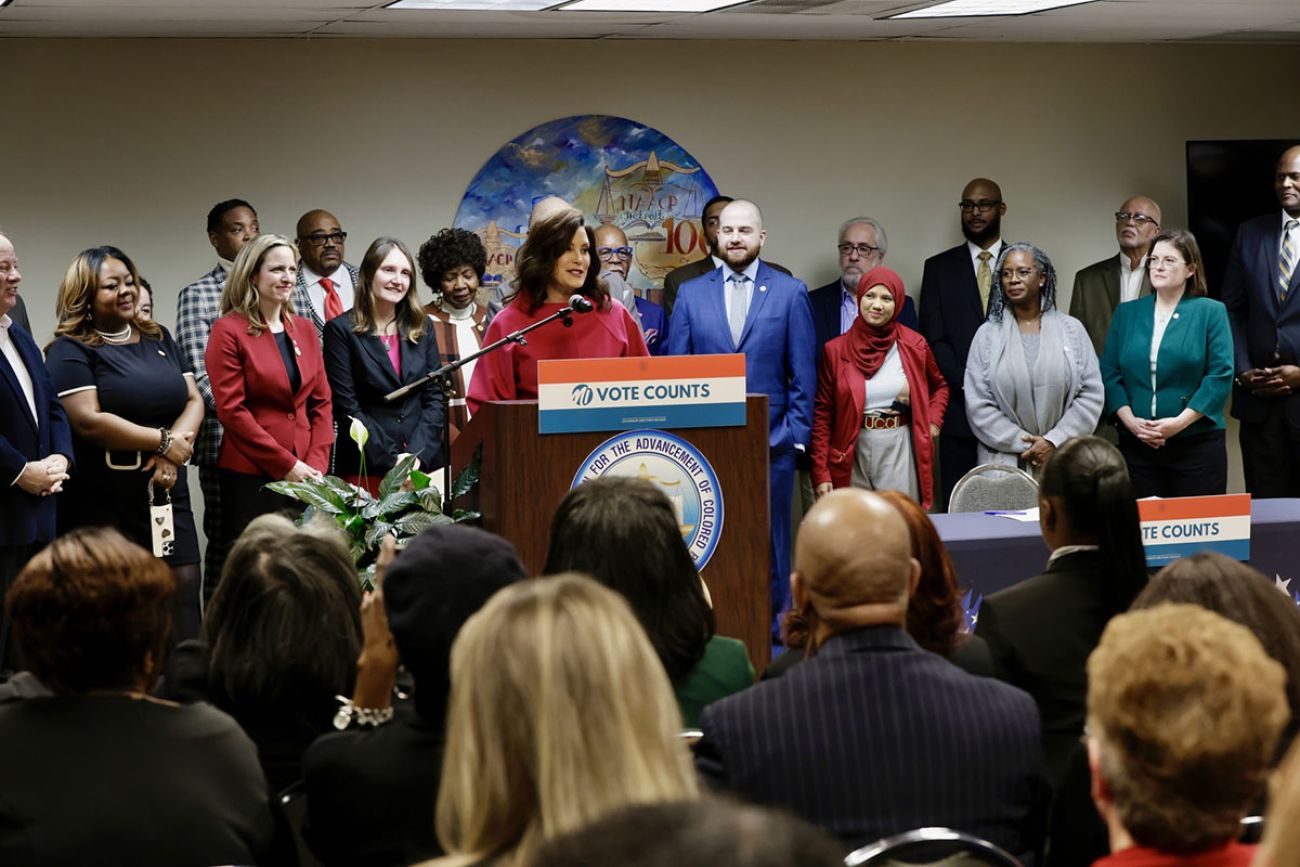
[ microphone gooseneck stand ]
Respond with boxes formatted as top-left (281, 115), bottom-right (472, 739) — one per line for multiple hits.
top-left (384, 296), bottom-right (590, 514)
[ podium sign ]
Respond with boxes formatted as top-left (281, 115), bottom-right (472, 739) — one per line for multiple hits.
top-left (537, 353), bottom-right (746, 434)
top-left (1137, 494), bottom-right (1251, 567)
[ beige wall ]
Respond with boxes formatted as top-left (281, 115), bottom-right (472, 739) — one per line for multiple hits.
top-left (6, 37), bottom-right (1297, 493)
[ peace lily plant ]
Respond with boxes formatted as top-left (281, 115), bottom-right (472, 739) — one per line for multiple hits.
top-left (265, 416), bottom-right (479, 590)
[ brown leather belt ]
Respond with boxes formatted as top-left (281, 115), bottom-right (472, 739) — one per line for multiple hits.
top-left (862, 413), bottom-right (904, 431)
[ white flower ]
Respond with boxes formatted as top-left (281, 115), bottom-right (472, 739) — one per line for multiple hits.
top-left (349, 416), bottom-right (370, 448)
top-left (396, 452), bottom-right (420, 472)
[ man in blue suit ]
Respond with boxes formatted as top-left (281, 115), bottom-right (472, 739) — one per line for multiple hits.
top-left (668, 199), bottom-right (816, 637)
top-left (0, 232), bottom-right (73, 670)
top-left (1223, 144), bottom-right (1300, 497)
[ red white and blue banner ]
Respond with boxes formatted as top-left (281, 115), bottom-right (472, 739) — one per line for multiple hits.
top-left (1137, 494), bottom-right (1251, 567)
top-left (537, 354), bottom-right (746, 435)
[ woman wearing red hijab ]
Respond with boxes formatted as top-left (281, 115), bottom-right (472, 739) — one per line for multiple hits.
top-left (811, 266), bottom-right (948, 509)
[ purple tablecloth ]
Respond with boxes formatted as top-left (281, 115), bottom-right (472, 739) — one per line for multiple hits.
top-left (932, 498), bottom-right (1300, 599)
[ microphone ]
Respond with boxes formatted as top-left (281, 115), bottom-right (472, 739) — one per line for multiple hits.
top-left (568, 294), bottom-right (594, 313)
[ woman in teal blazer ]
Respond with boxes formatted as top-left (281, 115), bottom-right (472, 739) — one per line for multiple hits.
top-left (1099, 229), bottom-right (1233, 497)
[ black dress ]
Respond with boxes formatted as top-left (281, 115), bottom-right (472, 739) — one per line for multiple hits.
top-left (45, 329), bottom-right (199, 565)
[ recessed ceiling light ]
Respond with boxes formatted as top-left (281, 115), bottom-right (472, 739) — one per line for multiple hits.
top-left (386, 0), bottom-right (555, 10)
top-left (559, 0), bottom-right (750, 11)
top-left (886, 0), bottom-right (1097, 18)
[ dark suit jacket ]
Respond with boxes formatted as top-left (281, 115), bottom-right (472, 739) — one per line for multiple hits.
top-left (1222, 212), bottom-right (1300, 425)
top-left (919, 243), bottom-right (996, 439)
top-left (0, 320), bottom-right (73, 547)
top-left (975, 549), bottom-right (1117, 790)
top-left (663, 256), bottom-right (792, 318)
top-left (696, 625), bottom-right (1049, 858)
top-left (10, 296), bottom-right (30, 334)
top-left (206, 313), bottom-right (334, 479)
top-left (635, 296), bottom-right (669, 355)
top-left (1069, 254), bottom-right (1152, 358)
top-left (322, 314), bottom-right (444, 477)
top-left (809, 278), bottom-right (918, 361)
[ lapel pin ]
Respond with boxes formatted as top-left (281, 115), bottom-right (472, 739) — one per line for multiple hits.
top-left (157, 349), bottom-right (166, 357)
top-left (759, 285), bottom-right (767, 293)
top-left (1173, 313), bottom-right (1180, 319)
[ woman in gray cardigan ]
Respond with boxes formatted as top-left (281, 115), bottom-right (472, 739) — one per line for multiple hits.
top-left (964, 243), bottom-right (1103, 474)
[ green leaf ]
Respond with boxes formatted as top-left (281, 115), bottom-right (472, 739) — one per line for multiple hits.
top-left (451, 449), bottom-right (481, 500)
top-left (379, 453), bottom-right (419, 499)
top-left (375, 490), bottom-right (419, 517)
top-left (357, 564), bottom-right (376, 594)
top-left (348, 538), bottom-right (368, 565)
top-left (342, 513), bottom-right (367, 537)
top-left (451, 509), bottom-right (481, 524)
top-left (394, 510), bottom-right (444, 536)
top-left (416, 486), bottom-right (444, 515)
top-left (320, 475), bottom-right (364, 511)
top-left (264, 480), bottom-right (305, 499)
top-left (365, 521), bottom-right (396, 547)
top-left (409, 469), bottom-right (432, 491)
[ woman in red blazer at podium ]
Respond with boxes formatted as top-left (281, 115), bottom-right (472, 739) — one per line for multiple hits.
top-left (207, 234), bottom-right (333, 549)
top-left (467, 209), bottom-right (647, 413)
top-left (811, 266), bottom-right (948, 510)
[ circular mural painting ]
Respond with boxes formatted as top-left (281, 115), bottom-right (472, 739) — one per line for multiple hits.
top-left (453, 114), bottom-right (720, 298)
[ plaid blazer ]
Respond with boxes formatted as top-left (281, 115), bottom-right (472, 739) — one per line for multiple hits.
top-left (175, 263), bottom-right (228, 466)
top-left (292, 263), bottom-right (360, 340)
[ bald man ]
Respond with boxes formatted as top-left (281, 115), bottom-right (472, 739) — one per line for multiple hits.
top-left (696, 489), bottom-right (1047, 856)
top-left (1223, 144), bottom-right (1300, 496)
top-left (594, 223), bottom-right (664, 352)
top-left (919, 178), bottom-right (1008, 508)
top-left (1070, 196), bottom-right (1162, 358)
top-left (291, 208), bottom-right (359, 337)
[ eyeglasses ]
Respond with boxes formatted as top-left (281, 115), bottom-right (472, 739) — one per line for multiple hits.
top-left (1149, 256), bottom-right (1185, 269)
top-left (959, 200), bottom-right (1002, 214)
top-left (597, 246), bottom-right (633, 260)
top-left (1000, 268), bottom-right (1037, 281)
top-left (303, 231), bottom-right (347, 246)
top-left (838, 243), bottom-right (882, 258)
top-left (1115, 212), bottom-right (1159, 227)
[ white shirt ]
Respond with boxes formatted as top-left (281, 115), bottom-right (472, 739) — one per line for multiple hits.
top-left (0, 313), bottom-right (37, 427)
top-left (1150, 302), bottom-right (1177, 416)
top-left (301, 265), bottom-right (355, 323)
top-left (966, 239), bottom-right (1004, 274)
top-left (437, 301), bottom-right (482, 409)
top-left (1119, 253), bottom-right (1148, 304)
top-left (723, 258), bottom-right (761, 326)
top-left (1047, 544), bottom-right (1100, 568)
top-left (864, 344), bottom-right (906, 411)
top-left (710, 254), bottom-right (726, 272)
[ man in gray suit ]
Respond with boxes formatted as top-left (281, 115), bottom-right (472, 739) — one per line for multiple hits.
top-left (1069, 195), bottom-right (1161, 357)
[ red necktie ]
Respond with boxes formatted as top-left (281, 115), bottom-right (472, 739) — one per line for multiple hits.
top-left (320, 276), bottom-right (344, 321)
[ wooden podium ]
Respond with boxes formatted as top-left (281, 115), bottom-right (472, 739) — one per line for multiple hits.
top-left (452, 396), bottom-right (773, 671)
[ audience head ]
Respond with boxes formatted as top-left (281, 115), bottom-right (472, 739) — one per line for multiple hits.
top-left (1276, 144), bottom-right (1300, 217)
top-left (204, 514), bottom-right (362, 712)
top-left (838, 216), bottom-right (888, 289)
top-left (792, 489), bottom-right (920, 646)
top-left (53, 245), bottom-right (164, 345)
top-left (436, 573), bottom-right (698, 865)
top-left (351, 236), bottom-right (426, 341)
top-left (136, 278), bottom-right (153, 320)
top-left (959, 177), bottom-right (1005, 245)
top-left (0, 232), bottom-right (20, 318)
top-left (295, 208), bottom-right (347, 278)
top-left (1148, 228), bottom-right (1208, 298)
top-left (877, 491), bottom-right (966, 658)
top-left (418, 226), bottom-right (486, 311)
top-left (593, 223), bottom-right (633, 280)
top-left (7, 527), bottom-right (174, 694)
top-left (1038, 436), bottom-right (1147, 617)
top-left (383, 524), bottom-right (528, 720)
top-left (1086, 604), bottom-right (1288, 854)
top-left (221, 233), bottom-right (300, 333)
top-left (1133, 552), bottom-right (1300, 756)
top-left (543, 476), bottom-right (714, 685)
top-left (514, 209), bottom-right (608, 312)
top-left (534, 797), bottom-right (848, 867)
top-left (717, 199), bottom-right (766, 272)
top-left (1114, 196), bottom-right (1162, 256)
top-left (989, 242), bottom-right (1056, 322)
top-left (206, 198), bottom-right (259, 261)
top-left (699, 194), bottom-right (733, 257)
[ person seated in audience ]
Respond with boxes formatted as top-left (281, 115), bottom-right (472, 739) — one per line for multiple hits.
top-left (695, 488), bottom-right (1048, 857)
top-left (0, 527), bottom-right (272, 864)
top-left (1256, 738), bottom-right (1300, 866)
top-left (543, 477), bottom-right (754, 727)
top-left (766, 489), bottom-right (992, 679)
top-left (164, 513), bottom-right (362, 793)
top-left (1085, 604), bottom-right (1288, 867)
top-left (303, 525), bottom-right (529, 867)
top-left (426, 573), bottom-right (699, 866)
top-left (965, 242), bottom-right (1103, 474)
top-left (810, 266), bottom-right (947, 509)
top-left (977, 436), bottom-right (1148, 789)
top-left (534, 796), bottom-right (849, 867)
top-left (1132, 552), bottom-right (1300, 759)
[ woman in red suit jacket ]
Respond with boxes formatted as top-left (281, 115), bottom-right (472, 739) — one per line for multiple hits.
top-left (811, 266), bottom-right (948, 510)
top-left (206, 234), bottom-right (332, 556)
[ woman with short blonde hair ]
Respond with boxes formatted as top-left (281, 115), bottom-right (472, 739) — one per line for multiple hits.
top-left (429, 573), bottom-right (698, 867)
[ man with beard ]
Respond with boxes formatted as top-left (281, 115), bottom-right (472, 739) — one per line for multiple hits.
top-left (919, 177), bottom-right (1006, 508)
top-left (668, 199), bottom-right (816, 640)
top-left (292, 208), bottom-right (359, 338)
top-left (595, 223), bottom-right (667, 353)
top-left (1070, 196), bottom-right (1161, 357)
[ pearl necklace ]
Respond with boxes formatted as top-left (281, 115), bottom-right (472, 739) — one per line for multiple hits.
top-left (94, 324), bottom-right (133, 344)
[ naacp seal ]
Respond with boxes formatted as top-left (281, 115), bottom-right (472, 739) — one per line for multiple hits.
top-left (571, 430), bottom-right (723, 571)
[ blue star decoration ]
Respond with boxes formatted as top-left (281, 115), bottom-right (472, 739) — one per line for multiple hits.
top-left (961, 590), bottom-right (984, 634)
